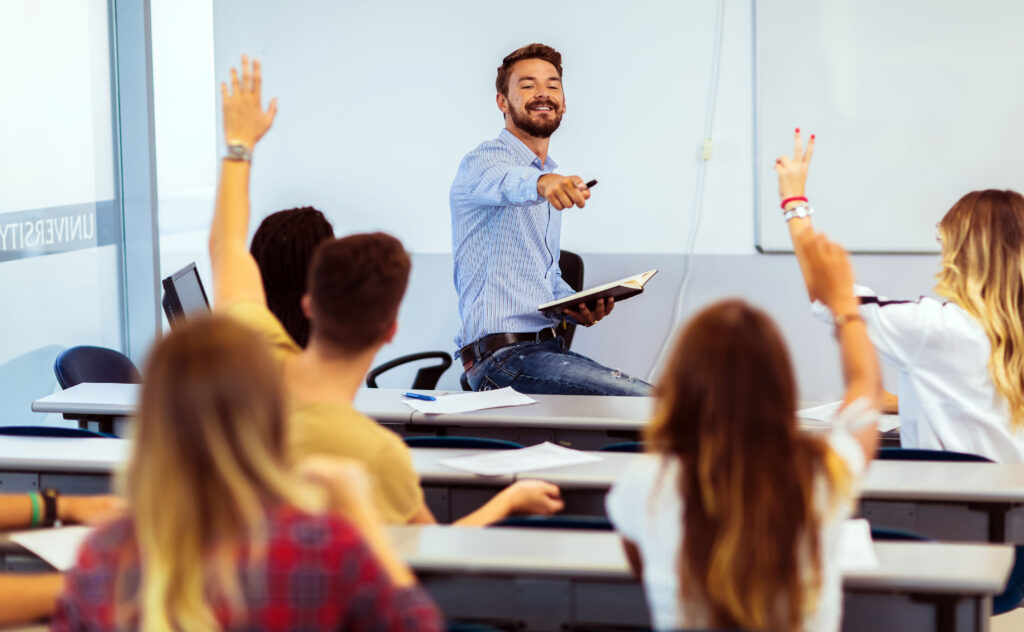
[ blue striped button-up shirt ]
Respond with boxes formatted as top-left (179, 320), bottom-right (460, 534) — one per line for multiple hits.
top-left (450, 129), bottom-right (576, 349)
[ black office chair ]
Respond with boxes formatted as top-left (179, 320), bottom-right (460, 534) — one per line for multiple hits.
top-left (404, 436), bottom-right (523, 450)
top-left (876, 447), bottom-right (993, 462)
top-left (0, 426), bottom-right (113, 438)
top-left (492, 515), bottom-right (613, 530)
top-left (53, 346), bottom-right (141, 435)
top-left (365, 351), bottom-right (452, 389)
top-left (557, 250), bottom-right (585, 350)
top-left (458, 250), bottom-right (586, 392)
top-left (599, 441), bottom-right (646, 453)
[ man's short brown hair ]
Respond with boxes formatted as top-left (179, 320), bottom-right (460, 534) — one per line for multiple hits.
top-left (495, 43), bottom-right (563, 97)
top-left (307, 232), bottom-right (411, 354)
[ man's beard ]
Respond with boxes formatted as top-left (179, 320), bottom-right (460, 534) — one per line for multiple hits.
top-left (509, 99), bottom-right (563, 138)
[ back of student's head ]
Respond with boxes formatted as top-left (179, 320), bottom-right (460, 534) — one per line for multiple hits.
top-left (647, 299), bottom-right (843, 630)
top-left (307, 232), bottom-right (411, 354)
top-left (128, 315), bottom-right (313, 630)
top-left (936, 189), bottom-right (1024, 429)
top-left (250, 207), bottom-right (335, 348)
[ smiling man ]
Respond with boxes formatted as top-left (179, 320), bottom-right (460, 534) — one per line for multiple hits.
top-left (450, 43), bottom-right (650, 396)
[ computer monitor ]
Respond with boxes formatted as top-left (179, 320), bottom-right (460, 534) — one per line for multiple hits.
top-left (161, 262), bottom-right (211, 329)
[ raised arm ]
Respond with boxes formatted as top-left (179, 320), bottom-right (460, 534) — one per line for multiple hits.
top-left (209, 55), bottom-right (278, 308)
top-left (774, 128), bottom-right (819, 300)
top-left (797, 230), bottom-right (882, 461)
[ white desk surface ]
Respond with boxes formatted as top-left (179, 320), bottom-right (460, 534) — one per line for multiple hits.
top-left (33, 386), bottom-right (879, 436)
top-left (31, 383), bottom-right (139, 416)
top-left (386, 524), bottom-right (1013, 594)
top-left (6, 438), bottom-right (1024, 506)
top-left (0, 437), bottom-right (128, 473)
top-left (413, 447), bottom-right (1024, 504)
top-left (30, 383), bottom-right (419, 425)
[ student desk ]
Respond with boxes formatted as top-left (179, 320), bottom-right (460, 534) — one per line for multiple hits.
top-left (385, 524), bottom-right (1011, 632)
top-left (31, 385), bottom-right (647, 449)
top-left (30, 383), bottom-right (417, 425)
top-left (5, 438), bottom-right (1024, 543)
top-left (413, 449), bottom-right (1024, 542)
top-left (0, 525), bottom-right (1012, 632)
top-left (32, 385), bottom-right (897, 451)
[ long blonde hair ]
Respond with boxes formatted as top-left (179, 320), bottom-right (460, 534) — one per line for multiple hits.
top-left (123, 315), bottom-right (319, 631)
top-left (647, 300), bottom-right (850, 630)
top-left (936, 189), bottom-right (1024, 429)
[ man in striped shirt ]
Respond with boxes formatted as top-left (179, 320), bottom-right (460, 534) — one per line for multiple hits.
top-left (450, 43), bottom-right (649, 396)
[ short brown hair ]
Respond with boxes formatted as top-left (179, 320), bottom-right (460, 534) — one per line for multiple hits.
top-left (307, 232), bottom-right (411, 353)
top-left (495, 43), bottom-right (562, 96)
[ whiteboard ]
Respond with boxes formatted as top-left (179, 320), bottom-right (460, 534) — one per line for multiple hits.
top-left (756, 0), bottom-right (1024, 253)
top-left (212, 0), bottom-right (720, 254)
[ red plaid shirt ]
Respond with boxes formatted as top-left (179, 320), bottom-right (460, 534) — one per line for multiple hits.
top-left (51, 506), bottom-right (441, 631)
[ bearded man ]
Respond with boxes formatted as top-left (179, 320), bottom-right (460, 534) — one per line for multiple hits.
top-left (449, 43), bottom-right (650, 396)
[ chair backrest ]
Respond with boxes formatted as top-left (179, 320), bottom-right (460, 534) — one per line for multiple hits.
top-left (493, 515), bottom-right (613, 530)
top-left (54, 346), bottom-right (142, 389)
top-left (558, 250), bottom-right (585, 350)
top-left (876, 447), bottom-right (993, 463)
top-left (404, 436), bottom-right (523, 450)
top-left (0, 425), bottom-right (113, 438)
top-left (599, 441), bottom-right (645, 453)
top-left (366, 351), bottom-right (453, 389)
top-left (869, 526), bottom-right (932, 542)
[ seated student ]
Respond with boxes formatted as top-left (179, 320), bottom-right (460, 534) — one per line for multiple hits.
top-left (0, 493), bottom-right (119, 626)
top-left (250, 207), bottom-right (335, 348)
top-left (210, 55), bottom-right (563, 525)
top-left (777, 129), bottom-right (1024, 462)
top-left (52, 316), bottom-right (440, 631)
top-left (607, 232), bottom-right (881, 631)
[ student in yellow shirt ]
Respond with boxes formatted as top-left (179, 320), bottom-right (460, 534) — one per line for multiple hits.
top-left (209, 55), bottom-right (563, 525)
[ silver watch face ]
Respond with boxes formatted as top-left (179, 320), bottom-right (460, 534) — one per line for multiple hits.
top-left (226, 144), bottom-right (251, 161)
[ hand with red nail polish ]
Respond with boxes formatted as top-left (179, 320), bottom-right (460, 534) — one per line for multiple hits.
top-left (774, 128), bottom-right (816, 205)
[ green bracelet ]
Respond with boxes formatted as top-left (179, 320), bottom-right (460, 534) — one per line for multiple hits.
top-left (28, 492), bottom-right (41, 528)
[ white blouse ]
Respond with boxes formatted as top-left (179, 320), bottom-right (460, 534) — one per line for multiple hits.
top-left (606, 407), bottom-right (872, 632)
top-left (817, 285), bottom-right (1024, 462)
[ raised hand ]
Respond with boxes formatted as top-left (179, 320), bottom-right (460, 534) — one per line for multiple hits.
top-left (221, 55), bottom-right (278, 149)
top-left (774, 128), bottom-right (816, 207)
top-left (795, 230), bottom-right (857, 314)
top-left (499, 479), bottom-right (565, 516)
top-left (538, 174), bottom-right (591, 210)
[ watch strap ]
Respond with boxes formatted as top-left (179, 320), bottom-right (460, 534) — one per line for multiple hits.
top-left (783, 204), bottom-right (814, 222)
top-left (42, 488), bottom-right (59, 527)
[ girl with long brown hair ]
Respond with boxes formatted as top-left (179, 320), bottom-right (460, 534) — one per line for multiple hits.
top-left (607, 232), bottom-right (881, 630)
top-left (51, 315), bottom-right (440, 631)
top-left (778, 130), bottom-right (1024, 462)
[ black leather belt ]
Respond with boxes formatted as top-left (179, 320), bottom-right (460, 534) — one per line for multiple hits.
top-left (459, 328), bottom-right (559, 372)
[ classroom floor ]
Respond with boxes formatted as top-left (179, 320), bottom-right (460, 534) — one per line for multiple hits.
top-left (992, 607), bottom-right (1024, 631)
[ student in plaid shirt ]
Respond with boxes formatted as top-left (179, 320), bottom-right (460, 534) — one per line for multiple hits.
top-left (51, 316), bottom-right (440, 631)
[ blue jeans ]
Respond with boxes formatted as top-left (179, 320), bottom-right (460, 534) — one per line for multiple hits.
top-left (465, 337), bottom-right (651, 396)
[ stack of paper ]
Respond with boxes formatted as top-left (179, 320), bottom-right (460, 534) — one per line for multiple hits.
top-left (439, 442), bottom-right (602, 476)
top-left (9, 526), bottom-right (94, 572)
top-left (401, 386), bottom-right (536, 415)
top-left (837, 518), bottom-right (880, 571)
top-left (798, 401), bottom-right (900, 433)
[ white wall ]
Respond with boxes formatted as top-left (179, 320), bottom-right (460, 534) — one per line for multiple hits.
top-left (151, 0), bottom-right (944, 401)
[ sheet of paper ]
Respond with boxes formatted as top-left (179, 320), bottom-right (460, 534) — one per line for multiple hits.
top-left (837, 518), bottom-right (880, 571)
top-left (797, 401), bottom-right (900, 433)
top-left (439, 441), bottom-right (602, 476)
top-left (9, 526), bottom-right (94, 572)
top-left (401, 386), bottom-right (536, 415)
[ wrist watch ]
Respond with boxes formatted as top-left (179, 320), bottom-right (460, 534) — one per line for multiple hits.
top-left (783, 204), bottom-right (814, 222)
top-left (225, 142), bottom-right (252, 162)
top-left (42, 488), bottom-right (61, 527)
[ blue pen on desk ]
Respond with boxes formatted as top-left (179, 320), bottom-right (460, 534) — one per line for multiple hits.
top-left (403, 392), bottom-right (436, 401)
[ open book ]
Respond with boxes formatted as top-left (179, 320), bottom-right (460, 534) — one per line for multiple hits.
top-left (539, 269), bottom-right (658, 315)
